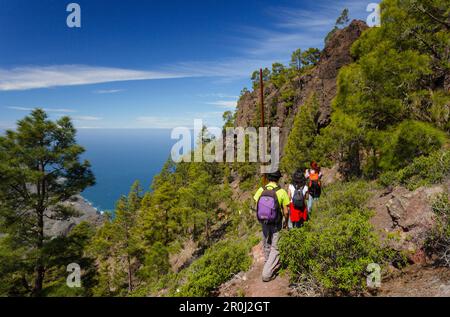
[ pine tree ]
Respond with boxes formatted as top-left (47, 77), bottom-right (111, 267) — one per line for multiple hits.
top-left (281, 94), bottom-right (320, 175)
top-left (88, 182), bottom-right (142, 295)
top-left (0, 109), bottom-right (95, 296)
top-left (321, 0), bottom-right (449, 178)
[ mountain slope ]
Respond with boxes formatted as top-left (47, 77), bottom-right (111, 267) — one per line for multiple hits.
top-left (235, 20), bottom-right (368, 153)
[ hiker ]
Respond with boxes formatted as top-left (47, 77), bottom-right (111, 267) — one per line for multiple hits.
top-left (288, 170), bottom-right (309, 228)
top-left (305, 161), bottom-right (322, 214)
top-left (254, 170), bottom-right (290, 282)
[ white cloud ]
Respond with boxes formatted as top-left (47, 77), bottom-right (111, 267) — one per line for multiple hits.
top-left (7, 106), bottom-right (76, 113)
top-left (76, 126), bottom-right (104, 129)
top-left (197, 93), bottom-right (238, 99)
top-left (72, 116), bottom-right (102, 121)
top-left (0, 0), bottom-right (369, 94)
top-left (136, 116), bottom-right (195, 129)
top-left (94, 89), bottom-right (124, 94)
top-left (0, 65), bottom-right (190, 91)
top-left (136, 111), bottom-right (226, 129)
top-left (235, 26), bottom-right (322, 58)
top-left (206, 100), bottom-right (237, 109)
top-left (166, 57), bottom-right (275, 80)
top-left (231, 0), bottom-right (369, 59)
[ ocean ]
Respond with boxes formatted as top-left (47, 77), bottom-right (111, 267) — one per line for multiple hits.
top-left (77, 129), bottom-right (175, 212)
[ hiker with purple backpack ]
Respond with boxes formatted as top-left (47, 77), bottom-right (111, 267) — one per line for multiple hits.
top-left (253, 170), bottom-right (290, 282)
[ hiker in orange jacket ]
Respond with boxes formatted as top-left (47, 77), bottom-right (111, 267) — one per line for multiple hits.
top-left (305, 161), bottom-right (322, 215)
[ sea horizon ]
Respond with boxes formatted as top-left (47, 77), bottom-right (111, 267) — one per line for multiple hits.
top-left (1, 126), bottom-right (202, 213)
top-left (77, 128), bottom-right (175, 212)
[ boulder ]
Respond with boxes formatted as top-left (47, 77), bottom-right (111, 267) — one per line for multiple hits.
top-left (369, 183), bottom-right (449, 264)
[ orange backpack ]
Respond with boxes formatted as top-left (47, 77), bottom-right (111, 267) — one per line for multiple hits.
top-left (308, 171), bottom-right (321, 198)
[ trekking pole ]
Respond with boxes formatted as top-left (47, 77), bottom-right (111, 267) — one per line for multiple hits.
top-left (260, 68), bottom-right (267, 186)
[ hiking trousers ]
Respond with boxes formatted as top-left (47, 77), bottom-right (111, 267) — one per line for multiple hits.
top-left (308, 196), bottom-right (319, 215)
top-left (261, 222), bottom-right (281, 281)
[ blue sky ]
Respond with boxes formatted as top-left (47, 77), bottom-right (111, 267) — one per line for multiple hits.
top-left (0, 0), bottom-right (373, 129)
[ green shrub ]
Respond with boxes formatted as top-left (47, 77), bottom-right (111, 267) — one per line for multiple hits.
top-left (279, 181), bottom-right (386, 295)
top-left (312, 181), bottom-right (374, 218)
top-left (425, 193), bottom-right (450, 267)
top-left (175, 238), bottom-right (255, 297)
top-left (379, 149), bottom-right (450, 190)
top-left (380, 121), bottom-right (447, 171)
top-left (279, 212), bottom-right (383, 295)
top-left (378, 170), bottom-right (399, 187)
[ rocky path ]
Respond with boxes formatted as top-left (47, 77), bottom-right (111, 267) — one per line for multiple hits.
top-left (218, 242), bottom-right (291, 297)
top-left (379, 265), bottom-right (450, 297)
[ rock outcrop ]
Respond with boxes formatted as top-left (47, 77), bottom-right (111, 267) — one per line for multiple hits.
top-left (43, 195), bottom-right (104, 237)
top-left (235, 20), bottom-right (368, 153)
top-left (369, 180), bottom-right (450, 264)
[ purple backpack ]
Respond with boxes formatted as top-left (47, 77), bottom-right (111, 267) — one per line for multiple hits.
top-left (257, 186), bottom-right (281, 223)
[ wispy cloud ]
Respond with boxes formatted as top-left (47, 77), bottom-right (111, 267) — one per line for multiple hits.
top-left (163, 1), bottom-right (367, 80)
top-left (136, 116), bottom-right (195, 129)
top-left (206, 100), bottom-right (237, 109)
top-left (72, 116), bottom-right (102, 121)
top-left (165, 57), bottom-right (274, 80)
top-left (136, 110), bottom-right (225, 129)
top-left (0, 65), bottom-right (190, 91)
top-left (94, 89), bottom-right (124, 94)
top-left (197, 93), bottom-right (238, 99)
top-left (6, 106), bottom-right (102, 123)
top-left (0, 0), bottom-right (369, 94)
top-left (76, 126), bottom-right (104, 129)
top-left (234, 27), bottom-right (323, 58)
top-left (231, 0), bottom-right (368, 60)
top-left (7, 106), bottom-right (76, 113)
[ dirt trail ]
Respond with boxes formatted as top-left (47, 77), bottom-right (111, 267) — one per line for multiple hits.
top-left (217, 240), bottom-right (450, 297)
top-left (378, 265), bottom-right (450, 297)
top-left (218, 242), bottom-right (291, 297)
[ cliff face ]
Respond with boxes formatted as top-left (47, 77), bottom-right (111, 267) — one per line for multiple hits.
top-left (235, 20), bottom-right (368, 153)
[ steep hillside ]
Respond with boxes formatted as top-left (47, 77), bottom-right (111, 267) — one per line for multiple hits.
top-left (235, 20), bottom-right (368, 153)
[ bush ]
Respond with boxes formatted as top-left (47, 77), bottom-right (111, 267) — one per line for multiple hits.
top-left (279, 182), bottom-right (386, 295)
top-left (380, 121), bottom-right (447, 171)
top-left (312, 181), bottom-right (373, 217)
top-left (174, 238), bottom-right (256, 297)
top-left (379, 149), bottom-right (450, 190)
top-left (425, 193), bottom-right (450, 267)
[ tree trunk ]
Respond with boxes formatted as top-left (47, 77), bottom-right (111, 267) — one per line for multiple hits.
top-left (164, 209), bottom-right (169, 245)
top-left (127, 254), bottom-right (133, 293)
top-left (32, 209), bottom-right (45, 297)
top-left (205, 218), bottom-right (210, 243)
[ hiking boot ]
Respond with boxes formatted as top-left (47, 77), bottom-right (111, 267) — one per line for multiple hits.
top-left (262, 275), bottom-right (276, 283)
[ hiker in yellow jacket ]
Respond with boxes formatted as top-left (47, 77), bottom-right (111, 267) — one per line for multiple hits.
top-left (254, 170), bottom-right (290, 282)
